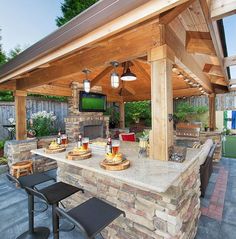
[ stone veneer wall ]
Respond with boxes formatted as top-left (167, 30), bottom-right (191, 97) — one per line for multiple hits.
top-left (57, 159), bottom-right (201, 239)
top-left (65, 82), bottom-right (109, 142)
top-left (5, 137), bottom-right (57, 173)
top-left (199, 132), bottom-right (222, 161)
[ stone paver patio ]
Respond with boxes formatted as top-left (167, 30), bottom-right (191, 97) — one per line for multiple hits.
top-left (0, 157), bottom-right (236, 239)
top-left (196, 157), bottom-right (236, 239)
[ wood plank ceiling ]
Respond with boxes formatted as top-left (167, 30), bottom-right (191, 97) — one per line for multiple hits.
top-left (0, 0), bottom-right (229, 102)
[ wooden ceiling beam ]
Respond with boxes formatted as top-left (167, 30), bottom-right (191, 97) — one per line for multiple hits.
top-left (16, 20), bottom-right (161, 91)
top-left (199, 0), bottom-right (229, 83)
top-left (165, 26), bottom-right (213, 92)
top-left (224, 55), bottom-right (236, 67)
top-left (211, 0), bottom-right (236, 21)
top-left (203, 64), bottom-right (224, 77)
top-left (159, 0), bottom-right (195, 24)
top-left (173, 88), bottom-right (201, 97)
top-left (185, 31), bottom-right (216, 55)
top-left (90, 66), bottom-right (113, 88)
top-left (27, 85), bottom-right (72, 97)
top-left (132, 60), bottom-right (150, 83)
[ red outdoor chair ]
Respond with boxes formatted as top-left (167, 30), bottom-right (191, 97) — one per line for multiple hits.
top-left (119, 132), bottom-right (136, 142)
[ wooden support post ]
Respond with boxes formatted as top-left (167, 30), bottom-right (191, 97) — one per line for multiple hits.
top-left (14, 90), bottom-right (27, 140)
top-left (119, 102), bottom-right (125, 129)
top-left (148, 44), bottom-right (174, 161)
top-left (209, 93), bottom-right (216, 131)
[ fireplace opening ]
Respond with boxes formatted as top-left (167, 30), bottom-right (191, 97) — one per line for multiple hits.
top-left (83, 125), bottom-right (104, 139)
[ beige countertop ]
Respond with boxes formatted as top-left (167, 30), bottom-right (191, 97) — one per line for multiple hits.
top-left (31, 142), bottom-right (201, 193)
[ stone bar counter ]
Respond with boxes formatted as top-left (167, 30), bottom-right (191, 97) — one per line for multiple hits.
top-left (31, 142), bottom-right (202, 239)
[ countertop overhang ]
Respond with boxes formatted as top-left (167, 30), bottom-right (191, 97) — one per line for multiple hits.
top-left (31, 143), bottom-right (201, 193)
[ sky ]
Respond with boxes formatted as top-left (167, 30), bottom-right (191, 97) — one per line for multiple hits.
top-left (0, 0), bottom-right (62, 53)
top-left (223, 15), bottom-right (236, 79)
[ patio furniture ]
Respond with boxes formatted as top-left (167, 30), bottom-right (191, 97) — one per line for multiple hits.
top-left (7, 172), bottom-right (55, 239)
top-left (56, 197), bottom-right (125, 239)
top-left (24, 182), bottom-right (84, 239)
top-left (2, 124), bottom-right (15, 140)
top-left (11, 160), bottom-right (33, 178)
top-left (200, 143), bottom-right (217, 197)
top-left (119, 132), bottom-right (136, 142)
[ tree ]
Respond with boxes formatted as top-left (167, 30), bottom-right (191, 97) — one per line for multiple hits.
top-left (0, 29), bottom-right (7, 66)
top-left (56, 0), bottom-right (98, 27)
top-left (7, 45), bottom-right (22, 61)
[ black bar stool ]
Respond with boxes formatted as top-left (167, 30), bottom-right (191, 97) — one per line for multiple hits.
top-left (7, 172), bottom-right (55, 239)
top-left (24, 181), bottom-right (84, 239)
top-left (56, 197), bottom-right (125, 239)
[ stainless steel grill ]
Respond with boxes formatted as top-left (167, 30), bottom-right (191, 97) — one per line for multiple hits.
top-left (176, 123), bottom-right (200, 138)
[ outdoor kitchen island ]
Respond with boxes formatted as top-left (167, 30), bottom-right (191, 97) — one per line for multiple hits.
top-left (31, 142), bottom-right (201, 239)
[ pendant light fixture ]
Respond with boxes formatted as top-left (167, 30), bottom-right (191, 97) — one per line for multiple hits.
top-left (121, 62), bottom-right (137, 81)
top-left (82, 69), bottom-right (91, 93)
top-left (110, 61), bottom-right (120, 88)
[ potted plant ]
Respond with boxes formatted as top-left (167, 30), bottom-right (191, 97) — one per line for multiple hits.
top-left (203, 123), bottom-right (209, 132)
top-left (132, 113), bottom-right (141, 124)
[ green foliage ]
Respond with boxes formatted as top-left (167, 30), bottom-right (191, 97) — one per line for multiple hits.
top-left (7, 45), bottom-right (23, 61)
top-left (30, 111), bottom-right (57, 137)
top-left (125, 101), bottom-right (151, 127)
top-left (104, 104), bottom-right (120, 128)
top-left (0, 91), bottom-right (13, 101)
top-left (0, 140), bottom-right (5, 149)
top-left (56, 0), bottom-right (99, 27)
top-left (0, 157), bottom-right (7, 165)
top-left (174, 102), bottom-right (208, 122)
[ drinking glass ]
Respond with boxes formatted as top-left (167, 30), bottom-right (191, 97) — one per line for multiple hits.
top-left (82, 137), bottom-right (89, 150)
top-left (112, 140), bottom-right (120, 155)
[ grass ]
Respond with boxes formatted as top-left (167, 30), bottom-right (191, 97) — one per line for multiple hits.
top-left (0, 157), bottom-right (7, 165)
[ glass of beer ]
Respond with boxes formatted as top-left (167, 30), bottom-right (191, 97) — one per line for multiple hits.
top-left (61, 134), bottom-right (68, 145)
top-left (112, 140), bottom-right (120, 155)
top-left (82, 137), bottom-right (89, 150)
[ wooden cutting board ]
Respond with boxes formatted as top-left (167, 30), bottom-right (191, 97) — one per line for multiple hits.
top-left (100, 159), bottom-right (130, 171)
top-left (45, 147), bottom-right (66, 154)
top-left (67, 150), bottom-right (92, 160)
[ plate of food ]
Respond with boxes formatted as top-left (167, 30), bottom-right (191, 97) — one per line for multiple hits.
top-left (45, 141), bottom-right (66, 153)
top-left (104, 153), bottom-right (124, 165)
top-left (69, 146), bottom-right (91, 156)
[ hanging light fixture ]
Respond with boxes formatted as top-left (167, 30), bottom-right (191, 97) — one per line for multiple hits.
top-left (82, 69), bottom-right (91, 93)
top-left (172, 65), bottom-right (179, 73)
top-left (121, 62), bottom-right (137, 81)
top-left (178, 73), bottom-right (184, 79)
top-left (110, 61), bottom-right (120, 88)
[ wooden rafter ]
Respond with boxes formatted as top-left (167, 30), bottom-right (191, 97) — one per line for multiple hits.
top-left (165, 26), bottom-right (213, 92)
top-left (199, 0), bottom-right (229, 83)
top-left (224, 55), bottom-right (236, 67)
top-left (211, 0), bottom-right (236, 21)
top-left (132, 60), bottom-right (150, 83)
top-left (16, 19), bottom-right (161, 91)
top-left (185, 31), bottom-right (216, 55)
top-left (159, 0), bottom-right (195, 24)
top-left (90, 66), bottom-right (113, 87)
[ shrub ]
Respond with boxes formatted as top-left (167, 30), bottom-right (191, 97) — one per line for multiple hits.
top-left (30, 111), bottom-right (57, 137)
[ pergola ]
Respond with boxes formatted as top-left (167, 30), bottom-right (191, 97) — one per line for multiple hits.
top-left (0, 0), bottom-right (235, 161)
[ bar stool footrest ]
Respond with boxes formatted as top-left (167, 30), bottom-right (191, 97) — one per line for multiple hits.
top-left (16, 227), bottom-right (50, 239)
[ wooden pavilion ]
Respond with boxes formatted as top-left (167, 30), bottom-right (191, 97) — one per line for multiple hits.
top-left (0, 0), bottom-right (235, 161)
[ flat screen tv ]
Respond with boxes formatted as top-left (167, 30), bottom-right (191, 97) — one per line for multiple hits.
top-left (79, 91), bottom-right (107, 112)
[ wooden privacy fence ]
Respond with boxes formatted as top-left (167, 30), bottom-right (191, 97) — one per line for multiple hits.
top-left (0, 97), bottom-right (68, 140)
top-left (174, 92), bottom-right (236, 111)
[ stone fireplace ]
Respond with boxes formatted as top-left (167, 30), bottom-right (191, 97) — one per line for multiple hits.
top-left (65, 82), bottom-right (109, 142)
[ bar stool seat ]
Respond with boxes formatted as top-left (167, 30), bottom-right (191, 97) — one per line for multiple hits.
top-left (38, 182), bottom-right (81, 204)
top-left (56, 197), bottom-right (125, 239)
top-left (24, 182), bottom-right (84, 239)
top-left (7, 172), bottom-right (56, 239)
top-left (11, 160), bottom-right (33, 178)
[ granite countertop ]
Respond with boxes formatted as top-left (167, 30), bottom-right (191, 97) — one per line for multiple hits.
top-left (31, 142), bottom-right (201, 193)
